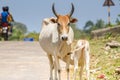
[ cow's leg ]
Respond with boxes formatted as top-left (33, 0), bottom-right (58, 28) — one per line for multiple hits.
top-left (79, 65), bottom-right (84, 80)
top-left (54, 56), bottom-right (61, 80)
top-left (54, 61), bottom-right (58, 80)
top-left (57, 59), bottom-right (61, 80)
top-left (73, 57), bottom-right (78, 80)
top-left (66, 56), bottom-right (70, 80)
top-left (47, 54), bottom-right (54, 80)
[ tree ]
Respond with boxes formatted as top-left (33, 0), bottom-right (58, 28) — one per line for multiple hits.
top-left (84, 20), bottom-right (94, 30)
top-left (13, 22), bottom-right (27, 34)
top-left (83, 20), bottom-right (94, 33)
top-left (95, 19), bottom-right (105, 29)
top-left (116, 14), bottom-right (120, 25)
top-left (9, 22), bottom-right (28, 40)
top-left (84, 19), bottom-right (105, 34)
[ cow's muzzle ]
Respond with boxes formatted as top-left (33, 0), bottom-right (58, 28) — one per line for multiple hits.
top-left (61, 36), bottom-right (68, 41)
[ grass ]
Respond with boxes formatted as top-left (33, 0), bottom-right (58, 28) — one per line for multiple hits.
top-left (89, 37), bottom-right (120, 80)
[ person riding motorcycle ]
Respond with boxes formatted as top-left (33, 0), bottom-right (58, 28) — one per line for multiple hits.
top-left (0, 6), bottom-right (9, 40)
top-left (0, 6), bottom-right (14, 40)
top-left (0, 6), bottom-right (14, 34)
top-left (5, 6), bottom-right (14, 33)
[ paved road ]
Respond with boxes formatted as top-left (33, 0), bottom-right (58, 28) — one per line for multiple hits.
top-left (0, 41), bottom-right (69, 80)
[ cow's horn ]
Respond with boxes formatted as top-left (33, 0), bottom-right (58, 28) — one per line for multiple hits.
top-left (52, 3), bottom-right (58, 17)
top-left (69, 3), bottom-right (74, 17)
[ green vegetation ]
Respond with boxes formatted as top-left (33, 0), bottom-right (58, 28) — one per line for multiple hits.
top-left (24, 31), bottom-right (39, 41)
top-left (71, 23), bottom-right (88, 39)
top-left (9, 22), bottom-right (27, 41)
top-left (89, 37), bottom-right (120, 80)
top-left (116, 14), bottom-right (120, 25)
top-left (83, 19), bottom-right (105, 34)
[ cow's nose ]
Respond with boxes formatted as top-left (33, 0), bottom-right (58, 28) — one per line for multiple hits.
top-left (62, 36), bottom-right (68, 41)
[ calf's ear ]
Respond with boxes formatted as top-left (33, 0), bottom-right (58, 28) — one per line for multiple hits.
top-left (70, 18), bottom-right (78, 23)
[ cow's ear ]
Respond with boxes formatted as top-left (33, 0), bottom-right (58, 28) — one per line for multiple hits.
top-left (50, 18), bottom-right (56, 23)
top-left (70, 18), bottom-right (78, 23)
top-left (43, 21), bottom-right (49, 25)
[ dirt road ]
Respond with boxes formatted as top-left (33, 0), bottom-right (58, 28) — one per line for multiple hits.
top-left (0, 41), bottom-right (69, 80)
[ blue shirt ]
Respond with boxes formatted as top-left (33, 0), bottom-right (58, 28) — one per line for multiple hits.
top-left (1, 11), bottom-right (9, 23)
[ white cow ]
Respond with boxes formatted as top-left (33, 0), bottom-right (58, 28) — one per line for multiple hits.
top-left (68, 40), bottom-right (90, 80)
top-left (39, 3), bottom-right (77, 80)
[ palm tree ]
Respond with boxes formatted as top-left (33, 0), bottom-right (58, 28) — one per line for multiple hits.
top-left (84, 20), bottom-right (94, 33)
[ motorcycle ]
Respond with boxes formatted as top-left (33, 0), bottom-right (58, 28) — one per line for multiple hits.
top-left (1, 23), bottom-right (9, 41)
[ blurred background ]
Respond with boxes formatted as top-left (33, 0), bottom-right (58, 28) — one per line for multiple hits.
top-left (0, 0), bottom-right (120, 41)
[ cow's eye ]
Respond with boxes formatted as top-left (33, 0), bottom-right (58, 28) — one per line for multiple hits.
top-left (67, 23), bottom-right (70, 26)
top-left (57, 23), bottom-right (60, 26)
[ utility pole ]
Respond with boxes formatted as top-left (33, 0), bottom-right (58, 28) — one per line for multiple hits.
top-left (103, 0), bottom-right (115, 26)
